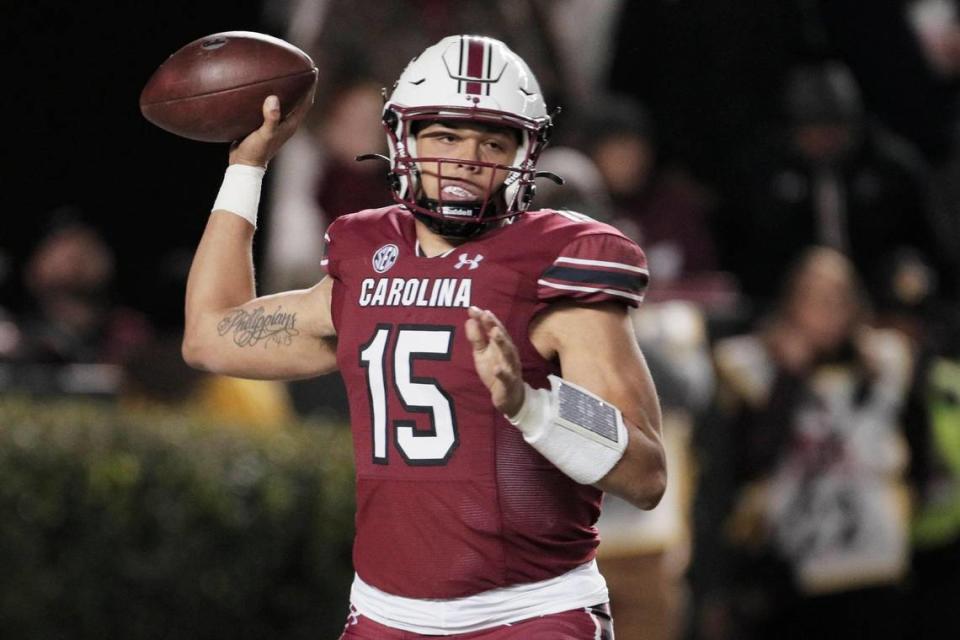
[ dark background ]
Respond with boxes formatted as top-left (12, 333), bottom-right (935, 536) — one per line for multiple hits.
top-left (6, 1), bottom-right (272, 327)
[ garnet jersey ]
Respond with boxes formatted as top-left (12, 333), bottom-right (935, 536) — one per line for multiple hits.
top-left (323, 206), bottom-right (648, 600)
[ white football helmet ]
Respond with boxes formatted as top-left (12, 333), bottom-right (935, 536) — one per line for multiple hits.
top-left (380, 35), bottom-right (554, 236)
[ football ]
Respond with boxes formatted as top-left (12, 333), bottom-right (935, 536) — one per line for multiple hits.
top-left (140, 31), bottom-right (317, 143)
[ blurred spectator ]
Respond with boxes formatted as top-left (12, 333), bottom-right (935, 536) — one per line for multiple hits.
top-left (580, 97), bottom-right (735, 308)
top-left (0, 308), bottom-right (20, 362)
top-left (909, 1), bottom-right (960, 300)
top-left (268, 73), bottom-right (391, 281)
top-left (534, 146), bottom-right (613, 217)
top-left (311, 72), bottom-right (393, 223)
top-left (540, 0), bottom-right (625, 111)
top-left (12, 214), bottom-right (153, 366)
top-left (821, 0), bottom-right (958, 163)
top-left (584, 98), bottom-right (718, 273)
top-left (719, 61), bottom-right (947, 311)
top-left (0, 225), bottom-right (19, 361)
top-left (909, 0), bottom-right (960, 78)
top-left (263, 129), bottom-right (327, 294)
top-left (901, 307), bottom-right (960, 639)
top-left (607, 0), bottom-right (810, 187)
top-left (692, 247), bottom-right (912, 640)
top-left (266, 72), bottom-right (391, 292)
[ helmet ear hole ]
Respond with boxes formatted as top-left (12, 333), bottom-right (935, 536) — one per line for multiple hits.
top-left (383, 109), bottom-right (399, 130)
top-left (521, 183), bottom-right (536, 206)
top-left (388, 172), bottom-right (402, 193)
top-left (538, 125), bottom-right (552, 145)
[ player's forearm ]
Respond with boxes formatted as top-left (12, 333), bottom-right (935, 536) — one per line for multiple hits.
top-left (183, 211), bottom-right (257, 359)
top-left (571, 361), bottom-right (666, 509)
top-left (589, 357), bottom-right (667, 509)
top-left (560, 315), bottom-right (666, 509)
top-left (183, 284), bottom-right (339, 378)
top-left (506, 370), bottom-right (667, 510)
top-left (594, 414), bottom-right (667, 510)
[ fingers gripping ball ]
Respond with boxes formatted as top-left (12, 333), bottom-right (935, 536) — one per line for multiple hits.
top-left (140, 31), bottom-right (317, 143)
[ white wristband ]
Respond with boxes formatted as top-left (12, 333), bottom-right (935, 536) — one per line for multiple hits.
top-left (212, 164), bottom-right (266, 227)
top-left (507, 375), bottom-right (629, 485)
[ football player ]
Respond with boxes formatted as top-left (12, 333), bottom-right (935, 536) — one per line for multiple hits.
top-left (183, 35), bottom-right (666, 639)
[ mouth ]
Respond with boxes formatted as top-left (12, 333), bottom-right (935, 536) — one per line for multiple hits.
top-left (439, 180), bottom-right (483, 202)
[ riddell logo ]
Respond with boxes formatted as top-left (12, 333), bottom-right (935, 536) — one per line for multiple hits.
top-left (441, 206), bottom-right (474, 217)
top-left (372, 244), bottom-right (399, 273)
top-left (454, 254), bottom-right (483, 270)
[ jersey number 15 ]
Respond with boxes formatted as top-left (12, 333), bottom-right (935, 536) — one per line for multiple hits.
top-left (360, 324), bottom-right (459, 465)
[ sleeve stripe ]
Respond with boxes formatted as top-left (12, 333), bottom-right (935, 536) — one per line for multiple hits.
top-left (537, 279), bottom-right (645, 302)
top-left (543, 265), bottom-right (648, 291)
top-left (555, 256), bottom-right (648, 274)
top-left (320, 258), bottom-right (329, 266)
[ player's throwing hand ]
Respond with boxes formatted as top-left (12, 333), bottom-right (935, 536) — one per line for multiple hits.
top-left (229, 88), bottom-right (315, 168)
top-left (465, 306), bottom-right (525, 418)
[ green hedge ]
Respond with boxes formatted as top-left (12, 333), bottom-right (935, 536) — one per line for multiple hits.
top-left (0, 398), bottom-right (356, 640)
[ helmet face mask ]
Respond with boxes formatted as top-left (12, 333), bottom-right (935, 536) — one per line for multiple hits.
top-left (412, 155), bottom-right (509, 220)
top-left (381, 36), bottom-right (552, 237)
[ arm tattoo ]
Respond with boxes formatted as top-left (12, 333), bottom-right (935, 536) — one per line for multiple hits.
top-left (217, 306), bottom-right (299, 348)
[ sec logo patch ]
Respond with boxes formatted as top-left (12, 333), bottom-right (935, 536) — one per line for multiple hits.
top-left (372, 244), bottom-right (399, 273)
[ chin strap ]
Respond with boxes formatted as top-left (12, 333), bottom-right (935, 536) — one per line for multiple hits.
top-left (412, 209), bottom-right (497, 239)
top-left (355, 153), bottom-right (391, 163)
top-left (534, 170), bottom-right (564, 185)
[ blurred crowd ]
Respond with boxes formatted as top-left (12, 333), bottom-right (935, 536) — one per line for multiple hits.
top-left (3, 0), bottom-right (960, 638)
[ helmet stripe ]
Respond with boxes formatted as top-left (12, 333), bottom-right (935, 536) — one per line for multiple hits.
top-left (485, 41), bottom-right (492, 96)
top-left (457, 36), bottom-right (465, 93)
top-left (465, 38), bottom-right (484, 95)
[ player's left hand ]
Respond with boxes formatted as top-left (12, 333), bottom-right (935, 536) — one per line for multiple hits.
top-left (465, 306), bottom-right (525, 417)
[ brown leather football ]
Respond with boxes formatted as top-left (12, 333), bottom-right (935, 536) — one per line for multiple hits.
top-left (140, 31), bottom-right (317, 143)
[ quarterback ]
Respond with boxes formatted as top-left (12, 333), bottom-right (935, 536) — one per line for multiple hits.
top-left (183, 35), bottom-right (666, 639)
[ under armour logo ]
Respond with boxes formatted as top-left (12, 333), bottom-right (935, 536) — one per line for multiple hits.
top-left (454, 254), bottom-right (484, 270)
